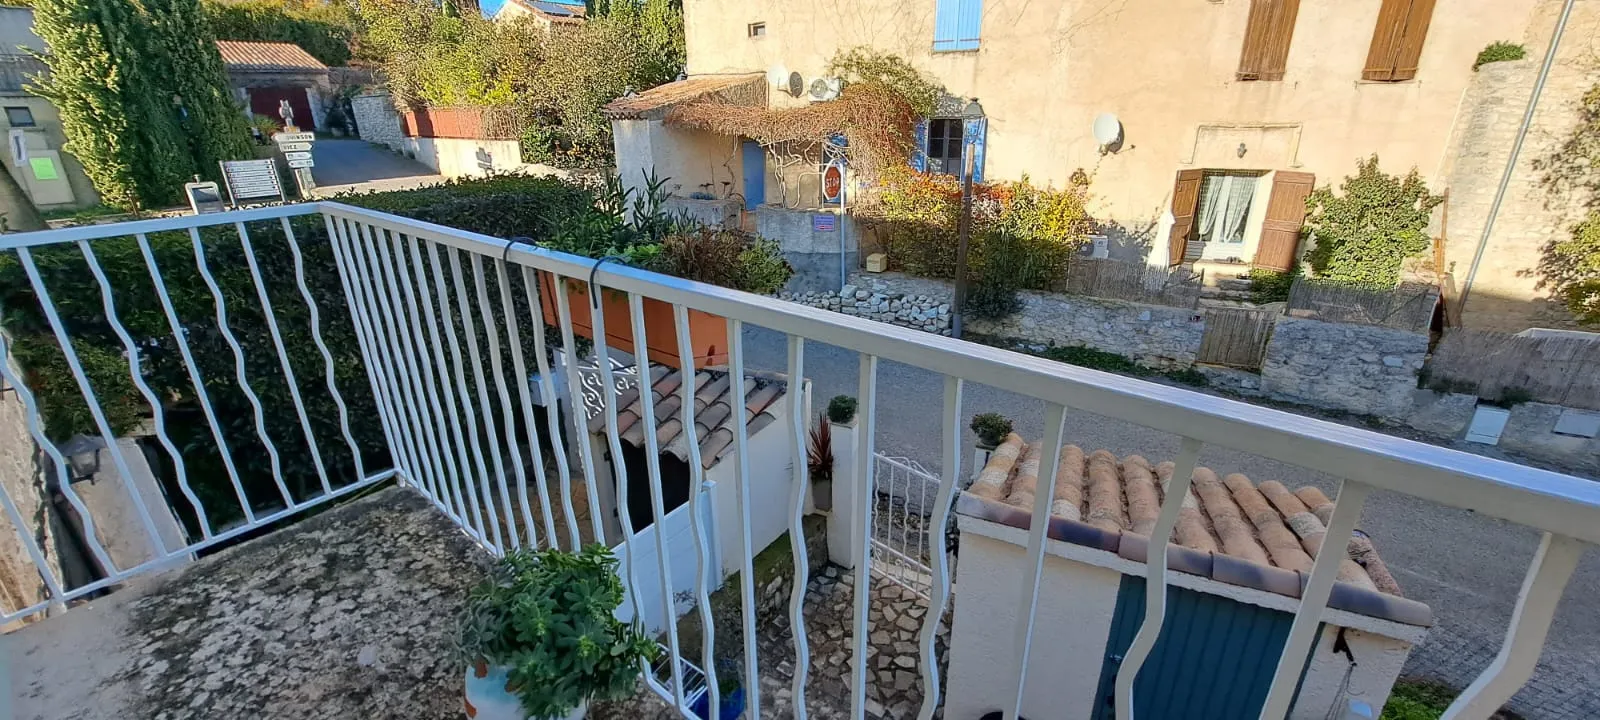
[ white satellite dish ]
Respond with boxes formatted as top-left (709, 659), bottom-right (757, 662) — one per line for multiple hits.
top-left (1092, 112), bottom-right (1123, 148)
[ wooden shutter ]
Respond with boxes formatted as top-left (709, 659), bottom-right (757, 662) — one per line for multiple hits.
top-left (1168, 169), bottom-right (1204, 267)
top-left (1237, 0), bottom-right (1301, 81)
top-left (1363, 0), bottom-right (1436, 81)
top-left (934, 0), bottom-right (982, 51)
top-left (1253, 171), bottom-right (1315, 272)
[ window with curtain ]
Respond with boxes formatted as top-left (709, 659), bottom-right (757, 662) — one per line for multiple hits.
top-left (1196, 172), bottom-right (1259, 245)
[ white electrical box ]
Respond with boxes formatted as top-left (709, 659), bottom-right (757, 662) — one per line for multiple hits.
top-left (1553, 408), bottom-right (1600, 438)
top-left (1466, 405), bottom-right (1512, 445)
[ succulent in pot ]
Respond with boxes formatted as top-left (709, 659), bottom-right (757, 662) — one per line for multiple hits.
top-left (457, 545), bottom-right (658, 720)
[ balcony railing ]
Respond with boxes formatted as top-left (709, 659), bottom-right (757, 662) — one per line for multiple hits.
top-left (0, 203), bottom-right (1596, 720)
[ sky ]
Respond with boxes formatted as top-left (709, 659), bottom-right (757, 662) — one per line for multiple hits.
top-left (477, 0), bottom-right (585, 20)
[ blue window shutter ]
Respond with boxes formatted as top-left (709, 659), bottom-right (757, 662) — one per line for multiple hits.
top-left (911, 120), bottom-right (929, 173)
top-left (933, 0), bottom-right (961, 51)
top-left (955, 0), bottom-right (983, 51)
top-left (965, 117), bottom-right (987, 183)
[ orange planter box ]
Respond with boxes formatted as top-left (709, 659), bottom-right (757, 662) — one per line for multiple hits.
top-left (537, 272), bottom-right (728, 368)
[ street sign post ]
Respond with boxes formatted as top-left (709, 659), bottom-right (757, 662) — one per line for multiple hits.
top-left (278, 142), bottom-right (313, 152)
top-left (287, 158), bottom-right (315, 169)
top-left (271, 131), bottom-right (316, 144)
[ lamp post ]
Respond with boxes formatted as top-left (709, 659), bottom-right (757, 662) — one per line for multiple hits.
top-left (951, 98), bottom-right (984, 339)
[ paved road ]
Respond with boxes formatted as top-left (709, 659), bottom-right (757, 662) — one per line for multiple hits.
top-left (309, 139), bottom-right (444, 196)
top-left (736, 326), bottom-right (1600, 718)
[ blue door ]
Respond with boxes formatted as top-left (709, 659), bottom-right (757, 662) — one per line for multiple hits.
top-left (1089, 576), bottom-right (1322, 720)
top-left (741, 140), bottom-right (764, 210)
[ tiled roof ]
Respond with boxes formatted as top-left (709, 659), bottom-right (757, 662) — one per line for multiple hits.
top-left (602, 73), bottom-right (767, 120)
top-left (956, 434), bottom-right (1432, 627)
top-left (527, 0), bottom-right (585, 17)
top-left (587, 366), bottom-right (787, 470)
top-left (215, 40), bottom-right (328, 73)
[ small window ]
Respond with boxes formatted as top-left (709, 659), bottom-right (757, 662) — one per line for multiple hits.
top-left (925, 119), bottom-right (965, 176)
top-left (747, 22), bottom-right (766, 38)
top-left (5, 107), bottom-right (35, 128)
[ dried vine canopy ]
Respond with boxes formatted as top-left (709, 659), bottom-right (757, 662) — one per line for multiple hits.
top-left (665, 82), bottom-right (918, 180)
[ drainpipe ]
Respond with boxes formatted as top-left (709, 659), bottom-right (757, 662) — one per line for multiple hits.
top-left (1457, 0), bottom-right (1576, 312)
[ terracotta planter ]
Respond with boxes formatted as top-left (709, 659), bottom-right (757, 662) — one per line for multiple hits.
top-left (464, 663), bottom-right (586, 720)
top-left (537, 271), bottom-right (728, 368)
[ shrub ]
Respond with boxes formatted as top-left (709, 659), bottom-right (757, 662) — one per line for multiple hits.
top-left (1539, 210), bottom-right (1600, 325)
top-left (826, 395), bottom-right (858, 424)
top-left (1039, 344), bottom-right (1141, 374)
top-left (1248, 266), bottom-right (1299, 304)
top-left (202, 0), bottom-right (357, 67)
top-left (650, 229), bottom-right (793, 295)
top-left (1304, 156), bottom-right (1443, 288)
top-left (970, 412), bottom-right (1013, 448)
top-left (457, 545), bottom-right (657, 718)
top-left (1473, 41), bottom-right (1527, 71)
top-left (826, 46), bottom-right (943, 118)
top-left (1380, 680), bottom-right (1456, 720)
top-left (806, 413), bottom-right (833, 484)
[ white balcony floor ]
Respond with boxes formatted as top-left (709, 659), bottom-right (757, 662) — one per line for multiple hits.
top-left (2, 487), bottom-right (487, 720)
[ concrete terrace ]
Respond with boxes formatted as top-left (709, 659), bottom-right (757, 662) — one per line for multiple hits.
top-left (2, 487), bottom-right (487, 720)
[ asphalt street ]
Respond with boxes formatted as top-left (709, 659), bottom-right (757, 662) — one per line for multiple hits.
top-left (736, 324), bottom-right (1600, 718)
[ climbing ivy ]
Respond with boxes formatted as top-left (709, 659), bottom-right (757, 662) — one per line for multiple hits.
top-left (1303, 156), bottom-right (1442, 288)
top-left (826, 46), bottom-right (943, 119)
top-left (146, 0), bottom-right (255, 182)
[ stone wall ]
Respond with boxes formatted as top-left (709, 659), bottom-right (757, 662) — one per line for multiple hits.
top-left (1261, 317), bottom-right (1429, 420)
top-left (663, 196), bottom-right (740, 229)
top-left (1442, 0), bottom-right (1600, 332)
top-left (970, 289), bottom-right (1205, 369)
top-left (755, 206), bottom-right (860, 294)
top-left (351, 93), bottom-right (404, 152)
top-left (1406, 392), bottom-right (1600, 474)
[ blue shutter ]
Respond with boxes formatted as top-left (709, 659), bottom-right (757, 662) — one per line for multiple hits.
top-left (911, 120), bottom-right (929, 173)
top-left (964, 117), bottom-right (987, 184)
top-left (933, 0), bottom-right (961, 51)
top-left (955, 0), bottom-right (983, 51)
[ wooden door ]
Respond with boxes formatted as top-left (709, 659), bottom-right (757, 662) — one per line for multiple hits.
top-left (1197, 308), bottom-right (1276, 370)
top-left (1253, 171), bottom-right (1314, 272)
top-left (1168, 169), bottom-right (1204, 267)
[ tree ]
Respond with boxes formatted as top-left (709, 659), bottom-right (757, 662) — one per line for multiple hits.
top-left (1303, 156), bottom-right (1443, 288)
top-left (145, 0), bottom-right (254, 180)
top-left (201, 0), bottom-right (358, 67)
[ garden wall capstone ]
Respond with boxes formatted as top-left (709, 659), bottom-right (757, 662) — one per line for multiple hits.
top-left (1260, 317), bottom-right (1429, 420)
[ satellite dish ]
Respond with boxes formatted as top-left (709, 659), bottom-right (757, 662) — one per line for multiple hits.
top-left (788, 72), bottom-right (806, 98)
top-left (1092, 113), bottom-right (1123, 148)
top-left (809, 77), bottom-right (842, 101)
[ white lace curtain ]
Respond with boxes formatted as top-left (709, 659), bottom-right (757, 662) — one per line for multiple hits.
top-left (1197, 173), bottom-right (1256, 244)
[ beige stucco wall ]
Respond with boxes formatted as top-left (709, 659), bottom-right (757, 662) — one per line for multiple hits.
top-left (0, 95), bottom-right (102, 211)
top-left (684, 0), bottom-right (1538, 262)
top-left (1442, 0), bottom-right (1600, 332)
top-left (614, 118), bottom-right (744, 205)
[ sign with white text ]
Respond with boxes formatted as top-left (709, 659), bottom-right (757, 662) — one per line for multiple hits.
top-left (272, 131), bottom-right (316, 144)
top-left (283, 151), bottom-right (312, 161)
top-left (287, 158), bottom-right (315, 169)
top-left (278, 142), bottom-right (313, 152)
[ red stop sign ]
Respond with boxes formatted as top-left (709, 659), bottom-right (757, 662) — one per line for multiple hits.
top-left (822, 164), bottom-right (843, 203)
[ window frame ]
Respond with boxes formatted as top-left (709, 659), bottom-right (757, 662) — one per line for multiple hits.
top-left (925, 118), bottom-right (965, 177)
top-left (4, 106), bottom-right (36, 128)
top-left (747, 22), bottom-right (766, 38)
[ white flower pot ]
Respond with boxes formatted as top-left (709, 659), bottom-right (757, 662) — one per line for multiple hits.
top-left (464, 664), bottom-right (587, 720)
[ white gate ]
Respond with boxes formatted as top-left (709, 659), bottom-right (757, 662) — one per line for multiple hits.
top-left (871, 453), bottom-right (937, 599)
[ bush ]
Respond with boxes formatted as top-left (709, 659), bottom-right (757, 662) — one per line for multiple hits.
top-left (826, 395), bottom-right (858, 424)
top-left (457, 546), bottom-right (657, 718)
top-left (1474, 41), bottom-right (1527, 71)
top-left (1539, 210), bottom-right (1600, 325)
top-left (1304, 156), bottom-right (1442, 288)
top-left (1380, 680), bottom-right (1455, 720)
top-left (970, 412), bottom-right (1013, 448)
top-left (651, 229), bottom-right (793, 295)
top-left (1248, 266), bottom-right (1298, 304)
top-left (203, 0), bottom-right (357, 67)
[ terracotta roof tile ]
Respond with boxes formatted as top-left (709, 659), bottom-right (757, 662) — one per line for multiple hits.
top-left (215, 40), bottom-right (328, 73)
top-left (589, 366), bottom-right (787, 469)
top-left (602, 73), bottom-right (767, 120)
top-left (956, 438), bottom-right (1428, 626)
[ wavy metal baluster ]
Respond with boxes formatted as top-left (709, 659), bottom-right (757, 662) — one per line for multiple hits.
top-left (421, 238), bottom-right (494, 545)
top-left (188, 227), bottom-right (294, 509)
top-left (19, 248), bottom-right (170, 558)
top-left (785, 335), bottom-right (812, 720)
top-left (471, 253), bottom-right (536, 549)
top-left (850, 352), bottom-right (878, 719)
top-left (389, 230), bottom-right (474, 532)
top-left (235, 222), bottom-right (332, 498)
top-left (673, 304), bottom-right (719, 716)
top-left (496, 260), bottom-right (559, 547)
top-left (627, 293), bottom-right (686, 706)
top-left (726, 317), bottom-right (762, 720)
top-left (1115, 437), bottom-right (1204, 720)
top-left (916, 375), bottom-right (963, 719)
top-left (1004, 402), bottom-right (1069, 720)
top-left (79, 240), bottom-right (211, 538)
top-left (444, 246), bottom-right (512, 552)
top-left (286, 217), bottom-right (365, 486)
top-left (138, 233), bottom-right (256, 523)
top-left (517, 266), bottom-right (577, 549)
top-left (553, 275), bottom-right (606, 546)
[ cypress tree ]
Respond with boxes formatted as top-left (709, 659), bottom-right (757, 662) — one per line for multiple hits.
top-left (144, 0), bottom-right (254, 181)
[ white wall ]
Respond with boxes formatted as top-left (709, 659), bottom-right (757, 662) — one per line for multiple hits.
top-left (612, 117), bottom-right (744, 206)
top-left (1295, 626), bottom-right (1414, 720)
top-left (708, 391), bottom-right (796, 578)
top-left (612, 485), bottom-right (720, 636)
top-left (401, 137), bottom-right (524, 178)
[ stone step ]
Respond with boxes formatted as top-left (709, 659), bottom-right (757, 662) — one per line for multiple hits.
top-left (1216, 277), bottom-right (1254, 293)
top-left (1200, 286), bottom-right (1254, 302)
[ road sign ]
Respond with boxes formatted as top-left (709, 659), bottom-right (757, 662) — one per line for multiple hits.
top-left (821, 162), bottom-right (844, 204)
top-left (278, 142), bottom-right (313, 152)
top-left (272, 131), bottom-right (316, 143)
top-left (283, 151), bottom-right (313, 161)
top-left (287, 158), bottom-right (315, 169)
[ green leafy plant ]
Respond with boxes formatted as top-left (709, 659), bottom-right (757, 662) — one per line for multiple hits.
top-left (202, 0), bottom-right (358, 67)
top-left (1542, 211), bottom-right (1600, 324)
top-left (825, 46), bottom-right (943, 118)
top-left (1248, 266), bottom-right (1299, 304)
top-left (1379, 680), bottom-right (1456, 720)
top-left (806, 413), bottom-right (833, 485)
top-left (969, 412), bottom-right (1013, 448)
top-left (826, 395), bottom-right (858, 424)
top-left (1473, 41), bottom-right (1526, 71)
top-left (1303, 156), bottom-right (1443, 288)
top-left (457, 545), bottom-right (657, 718)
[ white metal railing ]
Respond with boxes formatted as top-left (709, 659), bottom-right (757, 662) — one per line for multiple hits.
top-left (2, 202), bottom-right (1597, 720)
top-left (871, 453), bottom-right (936, 599)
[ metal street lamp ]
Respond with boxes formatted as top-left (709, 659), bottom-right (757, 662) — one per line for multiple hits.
top-left (951, 98), bottom-right (984, 339)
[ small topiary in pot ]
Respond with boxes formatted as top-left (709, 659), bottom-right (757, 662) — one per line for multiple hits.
top-left (970, 412), bottom-right (1014, 450)
top-left (458, 545), bottom-right (659, 720)
top-left (826, 395), bottom-right (858, 424)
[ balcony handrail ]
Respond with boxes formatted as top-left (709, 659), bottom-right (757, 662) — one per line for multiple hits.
top-left (325, 200), bottom-right (1600, 545)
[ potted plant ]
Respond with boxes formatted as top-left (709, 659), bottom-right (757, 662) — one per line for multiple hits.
top-left (970, 412), bottom-right (1013, 450)
top-left (689, 660), bottom-right (746, 720)
top-left (807, 412), bottom-right (834, 511)
top-left (826, 395), bottom-right (858, 425)
top-left (458, 545), bottom-right (658, 720)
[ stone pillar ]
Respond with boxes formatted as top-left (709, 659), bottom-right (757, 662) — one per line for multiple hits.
top-left (825, 418), bottom-right (862, 569)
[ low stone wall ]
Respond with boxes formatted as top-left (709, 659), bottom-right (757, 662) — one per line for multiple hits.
top-left (664, 196), bottom-right (740, 229)
top-left (352, 93), bottom-right (404, 151)
top-left (1406, 392), bottom-right (1600, 474)
top-left (781, 282), bottom-right (953, 336)
top-left (1261, 317), bottom-right (1429, 420)
top-left (970, 289), bottom-right (1204, 369)
top-left (755, 205), bottom-right (860, 294)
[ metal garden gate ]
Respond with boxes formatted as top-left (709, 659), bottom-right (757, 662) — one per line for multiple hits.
top-left (870, 453), bottom-right (937, 599)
